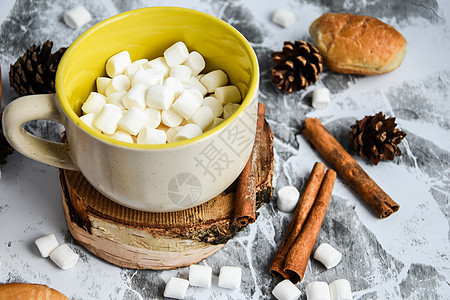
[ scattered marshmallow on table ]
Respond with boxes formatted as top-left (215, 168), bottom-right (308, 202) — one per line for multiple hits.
top-left (49, 244), bottom-right (79, 270)
top-left (189, 264), bottom-right (212, 288)
top-left (329, 279), bottom-right (352, 300)
top-left (81, 92), bottom-right (106, 114)
top-left (174, 124), bottom-right (203, 142)
top-left (200, 69), bottom-right (228, 93)
top-left (164, 41), bottom-right (189, 67)
top-left (272, 279), bottom-right (302, 300)
top-left (106, 51), bottom-right (132, 77)
top-left (277, 186), bottom-right (300, 213)
top-left (122, 84), bottom-right (147, 111)
top-left (203, 96), bottom-right (223, 118)
top-left (163, 277), bottom-right (189, 299)
top-left (146, 84), bottom-right (175, 110)
top-left (119, 107), bottom-right (149, 135)
top-left (35, 233), bottom-right (59, 258)
top-left (223, 103), bottom-right (240, 119)
top-left (312, 87), bottom-right (331, 109)
top-left (214, 85), bottom-right (241, 105)
top-left (162, 108), bottom-right (183, 128)
top-left (272, 8), bottom-right (296, 28)
top-left (93, 103), bottom-right (123, 135)
top-left (188, 106), bottom-right (214, 131)
top-left (137, 127), bottom-right (167, 144)
top-left (314, 243), bottom-right (342, 269)
top-left (305, 281), bottom-right (331, 300)
top-left (64, 5), bottom-right (92, 29)
top-left (172, 88), bottom-right (203, 120)
top-left (218, 266), bottom-right (242, 290)
top-left (183, 51), bottom-right (205, 76)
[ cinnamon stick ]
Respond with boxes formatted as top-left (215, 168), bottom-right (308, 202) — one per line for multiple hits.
top-left (270, 162), bottom-right (326, 278)
top-left (233, 103), bottom-right (266, 227)
top-left (284, 169), bottom-right (336, 283)
top-left (302, 118), bottom-right (399, 218)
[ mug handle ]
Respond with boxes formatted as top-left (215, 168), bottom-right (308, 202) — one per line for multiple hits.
top-left (2, 93), bottom-right (78, 170)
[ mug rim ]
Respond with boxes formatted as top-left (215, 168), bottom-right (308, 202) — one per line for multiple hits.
top-left (55, 6), bottom-right (259, 149)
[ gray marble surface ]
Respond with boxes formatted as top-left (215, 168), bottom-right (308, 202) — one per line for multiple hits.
top-left (0, 0), bottom-right (449, 299)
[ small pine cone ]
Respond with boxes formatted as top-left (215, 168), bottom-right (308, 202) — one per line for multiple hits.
top-left (9, 40), bottom-right (66, 96)
top-left (350, 112), bottom-right (407, 165)
top-left (271, 40), bottom-right (323, 93)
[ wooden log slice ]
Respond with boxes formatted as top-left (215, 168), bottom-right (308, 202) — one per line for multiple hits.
top-left (60, 116), bottom-right (274, 270)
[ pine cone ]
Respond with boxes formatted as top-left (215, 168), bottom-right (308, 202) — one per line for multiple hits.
top-left (9, 40), bottom-right (66, 96)
top-left (271, 41), bottom-right (323, 93)
top-left (350, 112), bottom-right (407, 165)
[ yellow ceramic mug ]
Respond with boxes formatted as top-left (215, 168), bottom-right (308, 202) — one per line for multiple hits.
top-left (3, 7), bottom-right (259, 212)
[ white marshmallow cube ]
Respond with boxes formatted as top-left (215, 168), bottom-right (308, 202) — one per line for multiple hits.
top-left (35, 233), bottom-right (59, 258)
top-left (312, 88), bottom-right (331, 109)
top-left (96, 77), bottom-right (111, 96)
top-left (64, 5), bottom-right (92, 29)
top-left (106, 51), bottom-right (132, 77)
top-left (79, 113), bottom-right (97, 130)
top-left (305, 281), bottom-right (331, 300)
top-left (122, 84), bottom-right (147, 111)
top-left (166, 126), bottom-right (183, 143)
top-left (107, 91), bottom-right (127, 109)
top-left (124, 60), bottom-right (146, 79)
top-left (170, 65), bottom-right (192, 83)
top-left (105, 74), bottom-right (130, 96)
top-left (132, 68), bottom-right (164, 87)
top-left (314, 243), bottom-right (342, 269)
top-left (146, 85), bottom-right (175, 110)
top-left (218, 266), bottom-right (242, 290)
top-left (93, 104), bottom-right (123, 135)
top-left (81, 92), bottom-right (106, 114)
top-left (189, 264), bottom-right (212, 288)
top-left (174, 124), bottom-right (203, 142)
top-left (145, 57), bottom-right (170, 78)
top-left (163, 277), bottom-right (189, 299)
top-left (329, 279), bottom-right (352, 300)
top-left (119, 107), bottom-right (149, 135)
top-left (172, 89), bottom-right (203, 120)
top-left (183, 51), bottom-right (206, 76)
top-left (143, 107), bottom-right (162, 129)
top-left (137, 127), bottom-right (167, 145)
top-left (200, 69), bottom-right (228, 93)
top-left (164, 77), bottom-right (184, 98)
top-left (272, 8), bottom-right (296, 28)
top-left (49, 244), bottom-right (79, 270)
top-left (207, 117), bottom-right (225, 130)
top-left (203, 96), bottom-right (223, 118)
top-left (162, 108), bottom-right (183, 128)
top-left (277, 186), bottom-right (300, 213)
top-left (164, 41), bottom-right (189, 67)
top-left (111, 130), bottom-right (134, 143)
top-left (272, 279), bottom-right (302, 300)
top-left (186, 77), bottom-right (207, 96)
top-left (223, 103), bottom-right (240, 119)
top-left (188, 106), bottom-right (214, 132)
top-left (214, 85), bottom-right (241, 105)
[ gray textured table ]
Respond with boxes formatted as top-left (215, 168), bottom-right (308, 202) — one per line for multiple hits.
top-left (0, 0), bottom-right (449, 299)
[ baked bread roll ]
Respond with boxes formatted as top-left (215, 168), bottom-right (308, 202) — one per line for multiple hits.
top-left (309, 13), bottom-right (406, 75)
top-left (0, 283), bottom-right (68, 300)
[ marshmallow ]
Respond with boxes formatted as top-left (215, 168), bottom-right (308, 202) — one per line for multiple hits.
top-left (143, 107), bottom-right (162, 129)
top-left (222, 103), bottom-right (240, 119)
top-left (124, 59), bottom-right (146, 79)
top-left (214, 85), bottom-right (241, 105)
top-left (200, 69), bottom-right (228, 93)
top-left (185, 77), bottom-right (207, 96)
top-left (122, 84), bottom-right (147, 111)
top-left (196, 74), bottom-right (205, 80)
top-left (277, 186), bottom-right (300, 213)
top-left (218, 266), bottom-right (241, 290)
top-left (162, 108), bottom-right (183, 128)
top-left (119, 107), bottom-right (149, 135)
top-left (164, 77), bottom-right (184, 98)
top-left (49, 244), bottom-right (79, 270)
top-left (105, 74), bottom-right (130, 96)
top-left (146, 84), bottom-right (175, 110)
top-left (207, 117), bottom-right (225, 130)
top-left (107, 91), bottom-right (127, 109)
top-left (111, 130), bottom-right (134, 143)
top-left (170, 65), bottom-right (192, 83)
top-left (272, 279), bottom-right (302, 300)
top-left (64, 5), bottom-right (92, 29)
top-left (79, 113), bottom-right (97, 130)
top-left (189, 264), bottom-right (212, 288)
top-left (35, 233), bottom-right (59, 258)
top-left (188, 106), bottom-right (214, 131)
top-left (163, 277), bottom-right (189, 299)
top-left (166, 126), bottom-right (183, 143)
top-left (132, 68), bottom-right (164, 87)
top-left (305, 281), bottom-right (331, 300)
top-left (329, 279), bottom-right (352, 300)
top-left (174, 124), bottom-right (202, 142)
top-left (106, 51), bottom-right (132, 77)
top-left (183, 51), bottom-right (206, 76)
top-left (272, 8), bottom-right (296, 28)
top-left (164, 41), bottom-right (189, 67)
top-left (314, 243), bottom-right (342, 269)
top-left (172, 89), bottom-right (203, 120)
top-left (81, 92), bottom-right (106, 114)
top-left (203, 96), bottom-right (223, 118)
top-left (145, 57), bottom-right (170, 78)
top-left (96, 77), bottom-right (111, 95)
top-left (93, 104), bottom-right (123, 135)
top-left (137, 127), bottom-right (167, 145)
top-left (312, 88), bottom-right (331, 109)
